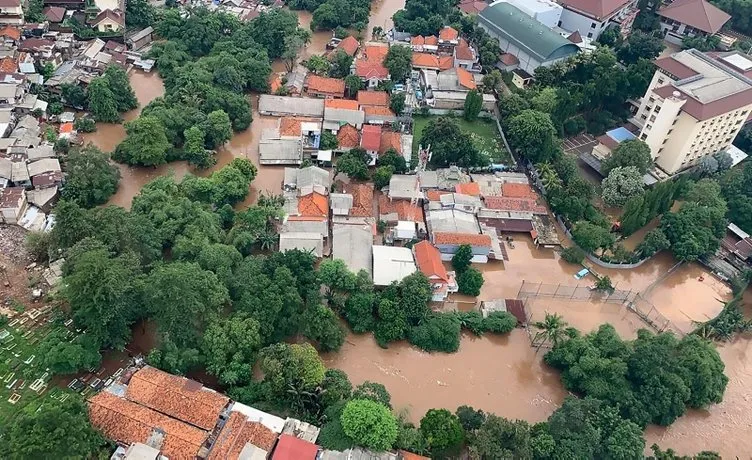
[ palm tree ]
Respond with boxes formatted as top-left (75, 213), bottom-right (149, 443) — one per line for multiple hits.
top-left (258, 230), bottom-right (278, 251)
top-left (532, 313), bottom-right (568, 352)
top-left (536, 162), bottom-right (562, 190)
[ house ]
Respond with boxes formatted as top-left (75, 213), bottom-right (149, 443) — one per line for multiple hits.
top-left (336, 123), bottom-right (360, 151)
top-left (293, 192), bottom-right (329, 222)
top-left (305, 75), bottom-right (345, 98)
top-left (279, 232), bottom-right (324, 257)
top-left (0, 186), bottom-right (26, 224)
top-left (324, 98), bottom-right (364, 130)
top-left (363, 105), bottom-right (397, 124)
top-left (355, 44), bottom-right (389, 88)
top-left (378, 131), bottom-right (412, 166)
top-left (206, 410), bottom-right (278, 460)
top-left (657, 0), bottom-right (730, 45)
top-left (557, 0), bottom-right (639, 40)
top-left (0, 0), bottom-right (23, 26)
top-left (480, 298), bottom-right (527, 324)
top-left (259, 131), bottom-right (303, 164)
top-left (411, 35), bottom-right (439, 53)
top-left (378, 194), bottom-right (426, 238)
top-left (429, 192), bottom-right (483, 214)
top-left (90, 9), bottom-right (124, 33)
top-left (720, 223), bottom-right (752, 269)
top-left (412, 52), bottom-right (454, 71)
top-left (453, 41), bottom-right (480, 71)
top-left (332, 223), bottom-right (373, 277)
top-left (357, 90), bottom-right (389, 108)
top-left (258, 95), bottom-right (325, 118)
top-left (360, 124), bottom-right (382, 162)
top-left (372, 245), bottom-right (417, 286)
top-left (283, 165), bottom-right (330, 195)
top-left (334, 35), bottom-right (359, 57)
top-left (432, 90), bottom-right (496, 111)
top-left (0, 24), bottom-right (19, 43)
top-left (437, 67), bottom-right (477, 91)
top-left (478, 2), bottom-right (580, 74)
top-left (28, 158), bottom-right (63, 189)
top-left (388, 174), bottom-right (422, 200)
top-left (426, 207), bottom-right (491, 262)
top-left (285, 66), bottom-right (308, 94)
top-left (438, 26), bottom-right (460, 49)
top-left (334, 182), bottom-right (374, 225)
top-left (330, 192), bottom-right (354, 216)
top-left (127, 26), bottom-right (154, 51)
top-left (582, 126), bottom-right (638, 175)
top-left (271, 434), bottom-right (319, 460)
top-left (511, 69), bottom-right (534, 89)
top-left (631, 49), bottom-right (752, 175)
top-left (43, 6), bottom-right (66, 25)
top-left (413, 240), bottom-right (458, 301)
top-left (26, 186), bottom-right (58, 212)
top-left (419, 166), bottom-right (471, 190)
top-left (459, 0), bottom-right (487, 15)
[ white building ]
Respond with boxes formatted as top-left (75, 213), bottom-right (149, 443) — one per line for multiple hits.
top-left (632, 49), bottom-right (752, 175)
top-left (501, 0), bottom-right (562, 28)
top-left (556, 0), bottom-right (638, 40)
top-left (372, 245), bottom-right (416, 286)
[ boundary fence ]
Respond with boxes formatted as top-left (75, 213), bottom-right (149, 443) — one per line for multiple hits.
top-left (516, 281), bottom-right (684, 349)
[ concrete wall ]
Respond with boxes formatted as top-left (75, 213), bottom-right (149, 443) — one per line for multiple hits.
top-left (558, 8), bottom-right (607, 39)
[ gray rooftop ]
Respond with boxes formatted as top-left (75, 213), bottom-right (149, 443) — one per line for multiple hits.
top-left (427, 208), bottom-right (481, 234)
top-left (389, 174), bottom-right (422, 200)
top-left (324, 107), bottom-right (365, 128)
top-left (0, 157), bottom-right (10, 179)
top-left (259, 139), bottom-right (303, 165)
top-left (279, 232), bottom-right (324, 258)
top-left (332, 224), bottom-right (373, 277)
top-left (26, 144), bottom-right (55, 161)
top-left (258, 95), bottom-right (324, 118)
top-left (284, 166), bottom-right (330, 193)
top-left (27, 158), bottom-right (61, 177)
top-left (372, 245), bottom-right (416, 286)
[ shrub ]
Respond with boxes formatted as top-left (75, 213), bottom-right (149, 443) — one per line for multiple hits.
top-left (340, 399), bottom-right (398, 451)
top-left (482, 311), bottom-right (517, 334)
top-left (457, 311), bottom-right (485, 335)
top-left (457, 267), bottom-right (484, 296)
top-left (408, 314), bottom-right (461, 353)
top-left (560, 246), bottom-right (585, 264)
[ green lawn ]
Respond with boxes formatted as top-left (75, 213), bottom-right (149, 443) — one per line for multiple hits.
top-left (411, 116), bottom-right (512, 166)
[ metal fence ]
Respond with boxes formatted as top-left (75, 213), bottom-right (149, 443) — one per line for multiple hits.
top-left (517, 280), bottom-right (683, 337)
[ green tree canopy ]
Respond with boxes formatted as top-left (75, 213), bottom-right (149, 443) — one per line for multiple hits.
top-left (113, 116), bottom-right (170, 166)
top-left (421, 117), bottom-right (484, 167)
top-left (202, 314), bottom-right (262, 386)
top-left (341, 399), bottom-right (399, 451)
top-left (61, 145), bottom-right (120, 208)
top-left (451, 244), bottom-right (473, 273)
top-left (571, 220), bottom-right (615, 253)
top-left (420, 408), bottom-right (464, 456)
top-left (507, 109), bottom-right (558, 163)
top-left (602, 166), bottom-right (645, 207)
top-left (384, 45), bottom-right (413, 82)
top-left (602, 139), bottom-right (652, 175)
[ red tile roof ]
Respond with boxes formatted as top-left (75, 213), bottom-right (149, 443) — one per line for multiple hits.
top-left (125, 366), bottom-right (229, 431)
top-left (306, 75), bottom-right (345, 96)
top-left (484, 196), bottom-right (547, 214)
top-left (89, 391), bottom-right (208, 460)
top-left (272, 434), bottom-right (319, 460)
top-left (336, 36), bottom-right (359, 56)
top-left (356, 45), bottom-right (389, 79)
top-left (0, 26), bottom-right (20, 40)
top-left (567, 30), bottom-right (582, 44)
top-left (499, 53), bottom-right (519, 66)
top-left (657, 0), bottom-right (730, 34)
top-left (207, 412), bottom-right (278, 459)
top-left (412, 53), bottom-right (454, 70)
top-left (434, 232), bottom-right (492, 247)
top-left (378, 195), bottom-right (424, 222)
top-left (297, 192), bottom-right (329, 218)
top-left (425, 190), bottom-right (450, 201)
top-left (357, 90), bottom-right (389, 107)
top-left (0, 57), bottom-right (17, 73)
top-left (344, 182), bottom-right (374, 217)
top-left (456, 182), bottom-right (480, 196)
top-left (279, 117), bottom-right (319, 137)
top-left (42, 6), bottom-right (66, 22)
top-left (654, 56), bottom-right (700, 79)
top-left (459, 0), bottom-right (487, 14)
top-left (360, 124), bottom-right (382, 151)
top-left (59, 122), bottom-right (73, 134)
top-left (412, 35), bottom-right (439, 46)
top-left (337, 123), bottom-right (360, 148)
top-left (379, 131), bottom-right (402, 154)
top-left (501, 182), bottom-right (538, 199)
top-left (454, 45), bottom-right (475, 61)
top-left (364, 105), bottom-right (396, 118)
top-left (414, 240), bottom-right (449, 282)
top-left (456, 67), bottom-right (476, 90)
top-left (91, 9), bottom-right (124, 26)
top-left (325, 98), bottom-right (360, 110)
top-left (559, 0), bottom-right (633, 20)
top-left (439, 26), bottom-right (459, 42)
top-left (652, 84), bottom-right (752, 122)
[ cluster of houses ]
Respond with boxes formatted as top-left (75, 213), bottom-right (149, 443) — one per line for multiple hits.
top-left (198, 0), bottom-right (284, 22)
top-left (90, 364), bottom-right (428, 460)
top-left (276, 164), bottom-right (558, 302)
top-left (0, 20), bottom-right (154, 231)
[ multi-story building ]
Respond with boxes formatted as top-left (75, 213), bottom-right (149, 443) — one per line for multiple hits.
top-left (657, 0), bottom-right (730, 46)
top-left (632, 49), bottom-right (752, 175)
top-left (0, 0), bottom-right (23, 26)
top-left (556, 0), bottom-right (638, 39)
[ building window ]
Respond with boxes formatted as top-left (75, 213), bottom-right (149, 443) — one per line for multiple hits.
top-left (649, 115), bottom-right (657, 122)
top-left (640, 114), bottom-right (648, 120)
top-left (640, 133), bottom-right (648, 140)
top-left (587, 32), bottom-right (593, 38)
top-left (591, 22), bottom-right (596, 28)
top-left (657, 78), bottom-right (664, 85)
top-left (646, 124), bottom-right (652, 130)
top-left (654, 106), bottom-right (661, 113)
top-left (558, 20), bottom-right (562, 26)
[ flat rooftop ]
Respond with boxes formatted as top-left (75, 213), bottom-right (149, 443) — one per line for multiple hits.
top-left (669, 49), bottom-right (752, 103)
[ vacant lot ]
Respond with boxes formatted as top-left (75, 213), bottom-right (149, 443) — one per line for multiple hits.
top-left (412, 116), bottom-right (512, 165)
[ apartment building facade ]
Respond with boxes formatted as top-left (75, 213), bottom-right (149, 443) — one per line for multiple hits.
top-left (632, 49), bottom-right (752, 175)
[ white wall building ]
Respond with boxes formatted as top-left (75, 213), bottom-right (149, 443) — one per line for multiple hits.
top-left (556, 0), bottom-right (638, 40)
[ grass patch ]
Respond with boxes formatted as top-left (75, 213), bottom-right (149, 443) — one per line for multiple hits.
top-left (411, 116), bottom-right (512, 166)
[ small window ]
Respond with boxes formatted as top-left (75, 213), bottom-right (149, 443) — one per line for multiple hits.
top-left (640, 133), bottom-right (648, 140)
top-left (646, 124), bottom-right (652, 130)
top-left (640, 114), bottom-right (648, 120)
top-left (591, 22), bottom-right (596, 28)
top-left (558, 20), bottom-right (562, 27)
top-left (649, 115), bottom-right (657, 122)
top-left (654, 106), bottom-right (661, 113)
top-left (587, 32), bottom-right (593, 38)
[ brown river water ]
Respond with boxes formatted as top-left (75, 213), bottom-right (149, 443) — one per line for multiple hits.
top-left (84, 5), bottom-right (752, 455)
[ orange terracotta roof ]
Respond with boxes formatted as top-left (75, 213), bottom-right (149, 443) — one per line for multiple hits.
top-left (378, 194), bottom-right (424, 222)
top-left (306, 75), bottom-right (345, 96)
top-left (60, 122), bottom-right (73, 134)
top-left (454, 44), bottom-right (475, 61)
top-left (325, 98), bottom-right (360, 110)
top-left (400, 451), bottom-right (431, 460)
top-left (364, 105), bottom-right (396, 117)
top-left (356, 46), bottom-right (389, 79)
top-left (357, 90), bottom-right (389, 107)
top-left (379, 131), bottom-right (402, 154)
top-left (125, 366), bottom-right (229, 431)
top-left (207, 411), bottom-right (278, 459)
top-left (0, 56), bottom-right (16, 73)
top-left (499, 53), bottom-right (519, 66)
top-left (413, 240), bottom-right (448, 282)
top-left (455, 182), bottom-right (480, 196)
top-left (439, 26), bottom-right (459, 41)
top-left (424, 35), bottom-right (439, 46)
top-left (336, 36), bottom-right (359, 56)
top-left (502, 182), bottom-right (538, 199)
top-left (425, 190), bottom-right (450, 201)
top-left (484, 196), bottom-right (547, 214)
top-left (412, 53), bottom-right (454, 70)
top-left (89, 391), bottom-right (208, 460)
top-left (344, 182), bottom-right (374, 217)
top-left (279, 117), bottom-right (302, 137)
top-left (411, 35), bottom-right (425, 45)
top-left (0, 26), bottom-right (20, 41)
top-left (298, 192), bottom-right (328, 218)
top-left (456, 67), bottom-right (476, 90)
top-left (363, 44), bottom-right (388, 61)
top-left (434, 232), bottom-right (491, 247)
top-left (360, 124), bottom-right (382, 151)
top-left (337, 123), bottom-right (360, 148)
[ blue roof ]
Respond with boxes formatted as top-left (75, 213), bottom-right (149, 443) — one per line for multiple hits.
top-left (606, 127), bottom-right (636, 143)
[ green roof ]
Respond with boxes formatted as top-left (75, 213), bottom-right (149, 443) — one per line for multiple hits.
top-left (478, 2), bottom-right (580, 63)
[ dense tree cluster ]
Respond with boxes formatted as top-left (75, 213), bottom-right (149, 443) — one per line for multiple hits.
top-left (85, 66), bottom-right (139, 122)
top-left (61, 144), bottom-right (120, 208)
top-left (287, 0), bottom-right (371, 31)
top-left (420, 117), bottom-right (487, 168)
top-left (719, 160), bottom-right (752, 234)
top-left (545, 324), bottom-right (728, 427)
